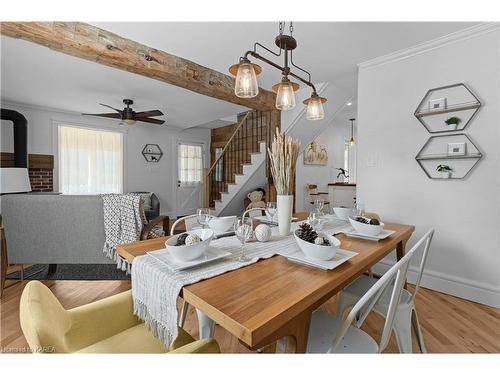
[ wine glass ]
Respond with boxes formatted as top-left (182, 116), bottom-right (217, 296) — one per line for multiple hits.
top-left (265, 202), bottom-right (277, 224)
top-left (314, 198), bottom-right (325, 215)
top-left (197, 208), bottom-right (211, 229)
top-left (354, 202), bottom-right (365, 217)
top-left (308, 211), bottom-right (322, 231)
top-left (234, 217), bottom-right (253, 262)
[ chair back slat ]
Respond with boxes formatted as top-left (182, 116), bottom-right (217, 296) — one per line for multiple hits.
top-left (329, 230), bottom-right (434, 353)
top-left (410, 229), bottom-right (434, 303)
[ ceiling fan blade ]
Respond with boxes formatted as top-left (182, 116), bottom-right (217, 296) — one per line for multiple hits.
top-left (82, 112), bottom-right (122, 119)
top-left (99, 103), bottom-right (123, 113)
top-left (137, 117), bottom-right (165, 125)
top-left (134, 110), bottom-right (164, 118)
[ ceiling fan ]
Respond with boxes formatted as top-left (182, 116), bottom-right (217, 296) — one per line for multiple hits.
top-left (83, 99), bottom-right (165, 125)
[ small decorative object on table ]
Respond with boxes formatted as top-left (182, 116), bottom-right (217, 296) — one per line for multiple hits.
top-left (254, 224), bottom-right (272, 242)
top-left (268, 129), bottom-right (301, 236)
top-left (436, 164), bottom-right (453, 179)
top-left (445, 116), bottom-right (461, 131)
top-left (294, 222), bottom-right (340, 261)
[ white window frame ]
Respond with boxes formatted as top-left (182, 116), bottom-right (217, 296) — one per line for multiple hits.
top-left (177, 141), bottom-right (205, 186)
top-left (52, 120), bottom-right (127, 193)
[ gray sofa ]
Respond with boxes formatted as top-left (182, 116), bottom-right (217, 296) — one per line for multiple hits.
top-left (2, 194), bottom-right (169, 265)
top-left (2, 194), bottom-right (113, 264)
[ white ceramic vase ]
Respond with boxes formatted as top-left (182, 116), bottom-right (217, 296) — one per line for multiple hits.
top-left (277, 194), bottom-right (293, 236)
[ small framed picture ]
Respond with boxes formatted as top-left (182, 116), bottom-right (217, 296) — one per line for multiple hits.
top-left (447, 142), bottom-right (466, 156)
top-left (428, 97), bottom-right (447, 111)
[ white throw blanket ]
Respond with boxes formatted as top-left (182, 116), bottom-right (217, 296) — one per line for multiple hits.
top-left (131, 230), bottom-right (298, 346)
top-left (102, 193), bottom-right (144, 271)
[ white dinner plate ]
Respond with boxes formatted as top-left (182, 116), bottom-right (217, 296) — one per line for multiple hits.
top-left (147, 246), bottom-right (232, 271)
top-left (277, 248), bottom-right (358, 271)
top-left (342, 228), bottom-right (395, 241)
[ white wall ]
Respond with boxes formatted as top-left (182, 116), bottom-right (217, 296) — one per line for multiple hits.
top-left (1, 102), bottom-right (210, 216)
top-left (357, 25), bottom-right (500, 307)
top-left (295, 116), bottom-right (357, 212)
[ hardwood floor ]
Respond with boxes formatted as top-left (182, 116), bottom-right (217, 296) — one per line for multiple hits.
top-left (1, 280), bottom-right (499, 353)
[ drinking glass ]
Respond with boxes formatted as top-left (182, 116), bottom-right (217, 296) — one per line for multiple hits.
top-left (197, 208), bottom-right (211, 229)
top-left (354, 202), bottom-right (365, 217)
top-left (265, 202), bottom-right (277, 224)
top-left (308, 211), bottom-right (322, 231)
top-left (234, 217), bottom-right (253, 262)
top-left (314, 198), bottom-right (325, 215)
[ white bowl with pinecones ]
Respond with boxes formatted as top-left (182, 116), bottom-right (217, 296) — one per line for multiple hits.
top-left (165, 228), bottom-right (214, 261)
top-left (294, 222), bottom-right (340, 261)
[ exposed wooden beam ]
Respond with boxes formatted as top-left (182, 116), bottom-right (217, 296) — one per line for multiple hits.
top-left (0, 22), bottom-right (276, 111)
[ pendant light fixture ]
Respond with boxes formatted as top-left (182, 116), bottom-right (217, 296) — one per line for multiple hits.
top-left (229, 22), bottom-right (327, 119)
top-left (349, 118), bottom-right (356, 146)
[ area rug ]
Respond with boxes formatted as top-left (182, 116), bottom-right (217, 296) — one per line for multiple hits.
top-left (6, 264), bottom-right (130, 280)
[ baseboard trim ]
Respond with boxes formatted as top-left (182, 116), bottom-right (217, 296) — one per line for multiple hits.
top-left (372, 261), bottom-right (500, 308)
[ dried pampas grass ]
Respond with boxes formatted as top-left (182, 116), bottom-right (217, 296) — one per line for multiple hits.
top-left (267, 129), bottom-right (301, 195)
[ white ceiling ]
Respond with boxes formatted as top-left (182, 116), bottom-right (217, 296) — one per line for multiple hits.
top-left (1, 22), bottom-right (477, 129)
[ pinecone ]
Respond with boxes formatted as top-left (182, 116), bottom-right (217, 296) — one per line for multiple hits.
top-left (296, 222), bottom-right (318, 243)
top-left (176, 233), bottom-right (189, 246)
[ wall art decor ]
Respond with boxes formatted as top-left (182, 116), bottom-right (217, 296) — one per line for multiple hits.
top-left (415, 134), bottom-right (482, 179)
top-left (304, 141), bottom-right (328, 165)
top-left (142, 144), bottom-right (163, 162)
top-left (414, 83), bottom-right (481, 133)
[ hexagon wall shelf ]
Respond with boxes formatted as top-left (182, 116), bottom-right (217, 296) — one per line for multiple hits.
top-left (414, 83), bottom-right (481, 133)
top-left (142, 144), bottom-right (163, 162)
top-left (415, 134), bottom-right (482, 179)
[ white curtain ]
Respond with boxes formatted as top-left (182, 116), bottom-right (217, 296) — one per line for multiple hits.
top-left (178, 144), bottom-right (202, 184)
top-left (58, 125), bottom-right (123, 194)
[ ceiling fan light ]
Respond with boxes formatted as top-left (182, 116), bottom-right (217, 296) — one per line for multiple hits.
top-left (275, 79), bottom-right (296, 110)
top-left (122, 119), bottom-right (136, 125)
top-left (305, 94), bottom-right (325, 120)
top-left (234, 60), bottom-right (259, 98)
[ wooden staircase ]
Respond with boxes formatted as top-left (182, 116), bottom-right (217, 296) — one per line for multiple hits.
top-left (204, 110), bottom-right (279, 212)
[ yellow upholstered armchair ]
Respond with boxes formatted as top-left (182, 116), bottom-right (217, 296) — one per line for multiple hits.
top-left (20, 281), bottom-right (220, 354)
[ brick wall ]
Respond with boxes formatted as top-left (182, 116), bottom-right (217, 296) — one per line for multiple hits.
top-left (28, 168), bottom-right (53, 192)
top-left (1, 153), bottom-right (54, 192)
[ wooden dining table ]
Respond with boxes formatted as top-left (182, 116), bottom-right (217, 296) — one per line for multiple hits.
top-left (117, 212), bottom-right (414, 353)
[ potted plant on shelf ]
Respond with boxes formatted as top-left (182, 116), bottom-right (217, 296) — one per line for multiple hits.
top-left (445, 116), bottom-right (461, 131)
top-left (436, 164), bottom-right (453, 179)
top-left (268, 129), bottom-right (300, 235)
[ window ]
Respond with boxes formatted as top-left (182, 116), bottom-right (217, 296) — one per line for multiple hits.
top-left (58, 125), bottom-right (123, 194)
top-left (178, 143), bottom-right (203, 184)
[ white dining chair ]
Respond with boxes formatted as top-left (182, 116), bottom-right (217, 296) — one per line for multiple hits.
top-left (307, 239), bottom-right (417, 353)
top-left (335, 229), bottom-right (434, 353)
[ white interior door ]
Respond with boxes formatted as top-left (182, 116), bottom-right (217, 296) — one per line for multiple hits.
top-left (176, 142), bottom-right (204, 216)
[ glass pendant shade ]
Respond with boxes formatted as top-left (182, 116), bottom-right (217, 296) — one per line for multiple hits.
top-left (275, 81), bottom-right (296, 110)
top-left (349, 137), bottom-right (355, 146)
top-left (234, 63), bottom-right (259, 98)
top-left (306, 96), bottom-right (325, 120)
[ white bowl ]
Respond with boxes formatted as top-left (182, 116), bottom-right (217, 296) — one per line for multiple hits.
top-left (208, 216), bottom-right (236, 234)
top-left (349, 217), bottom-right (384, 236)
top-left (333, 207), bottom-right (353, 220)
top-left (293, 231), bottom-right (340, 261)
top-left (165, 228), bottom-right (214, 261)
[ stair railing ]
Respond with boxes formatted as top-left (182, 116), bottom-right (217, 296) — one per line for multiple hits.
top-left (203, 111), bottom-right (274, 208)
